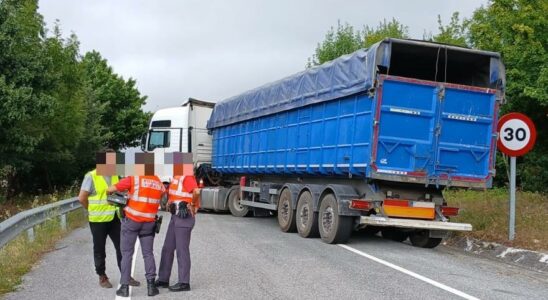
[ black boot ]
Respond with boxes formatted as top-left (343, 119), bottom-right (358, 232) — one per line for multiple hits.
top-left (116, 284), bottom-right (129, 297)
top-left (168, 282), bottom-right (190, 292)
top-left (147, 279), bottom-right (159, 296)
top-left (155, 279), bottom-right (169, 288)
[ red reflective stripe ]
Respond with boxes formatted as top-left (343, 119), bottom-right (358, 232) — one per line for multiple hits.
top-left (441, 206), bottom-right (459, 216)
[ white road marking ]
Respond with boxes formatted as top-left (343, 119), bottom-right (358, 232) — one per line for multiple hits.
top-left (338, 244), bottom-right (480, 300)
top-left (115, 239), bottom-right (140, 300)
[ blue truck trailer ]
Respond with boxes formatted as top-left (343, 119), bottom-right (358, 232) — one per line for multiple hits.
top-left (146, 38), bottom-right (505, 247)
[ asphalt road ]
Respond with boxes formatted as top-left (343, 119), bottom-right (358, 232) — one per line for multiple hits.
top-left (6, 211), bottom-right (548, 300)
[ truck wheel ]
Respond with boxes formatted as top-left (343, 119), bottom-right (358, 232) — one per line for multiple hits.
top-left (277, 188), bottom-right (297, 232)
top-left (160, 193), bottom-right (168, 211)
top-left (318, 194), bottom-right (352, 244)
top-left (381, 228), bottom-right (408, 242)
top-left (296, 191), bottom-right (319, 238)
top-left (409, 230), bottom-right (442, 248)
top-left (228, 188), bottom-right (249, 217)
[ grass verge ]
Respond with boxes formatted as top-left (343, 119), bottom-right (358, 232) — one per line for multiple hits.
top-left (0, 186), bottom-right (79, 222)
top-left (444, 188), bottom-right (548, 252)
top-left (0, 208), bottom-right (87, 296)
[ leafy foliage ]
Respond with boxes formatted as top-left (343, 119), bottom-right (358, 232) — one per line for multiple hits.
top-left (308, 19), bottom-right (408, 66)
top-left (0, 0), bottom-right (150, 198)
top-left (432, 12), bottom-right (468, 46)
top-left (363, 18), bottom-right (409, 47)
top-left (81, 51), bottom-right (151, 150)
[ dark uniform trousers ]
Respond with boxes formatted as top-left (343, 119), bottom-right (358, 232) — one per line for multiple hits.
top-left (89, 217), bottom-right (122, 276)
top-left (120, 218), bottom-right (157, 285)
top-left (158, 214), bottom-right (195, 284)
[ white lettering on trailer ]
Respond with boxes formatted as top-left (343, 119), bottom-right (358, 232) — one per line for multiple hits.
top-left (338, 245), bottom-right (480, 300)
top-left (390, 108), bottom-right (421, 115)
top-left (448, 114), bottom-right (478, 122)
top-left (353, 163), bottom-right (367, 167)
top-left (377, 169), bottom-right (408, 175)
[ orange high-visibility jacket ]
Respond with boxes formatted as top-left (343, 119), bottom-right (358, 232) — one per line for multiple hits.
top-left (168, 175), bottom-right (199, 208)
top-left (124, 176), bottom-right (164, 222)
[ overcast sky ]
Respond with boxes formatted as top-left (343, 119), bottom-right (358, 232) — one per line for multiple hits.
top-left (39, 0), bottom-right (487, 112)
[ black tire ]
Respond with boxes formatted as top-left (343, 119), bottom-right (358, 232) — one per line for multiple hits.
top-left (277, 188), bottom-right (297, 232)
top-left (318, 194), bottom-right (352, 244)
top-left (160, 193), bottom-right (168, 211)
top-left (381, 228), bottom-right (409, 242)
top-left (296, 191), bottom-right (319, 238)
top-left (409, 230), bottom-right (442, 248)
top-left (228, 188), bottom-right (249, 217)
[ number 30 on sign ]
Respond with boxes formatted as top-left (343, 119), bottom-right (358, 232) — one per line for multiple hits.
top-left (497, 113), bottom-right (537, 157)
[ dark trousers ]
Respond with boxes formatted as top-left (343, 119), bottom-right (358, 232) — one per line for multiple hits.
top-left (120, 218), bottom-right (157, 285)
top-left (89, 218), bottom-right (122, 276)
top-left (158, 215), bottom-right (195, 284)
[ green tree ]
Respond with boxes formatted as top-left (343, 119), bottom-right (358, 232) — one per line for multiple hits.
top-left (0, 0), bottom-right (151, 198)
top-left (309, 19), bottom-right (409, 66)
top-left (81, 51), bottom-right (151, 150)
top-left (29, 25), bottom-right (87, 190)
top-left (308, 21), bottom-right (363, 66)
top-left (432, 12), bottom-right (468, 47)
top-left (0, 0), bottom-right (54, 196)
top-left (468, 0), bottom-right (547, 192)
top-left (363, 18), bottom-right (409, 47)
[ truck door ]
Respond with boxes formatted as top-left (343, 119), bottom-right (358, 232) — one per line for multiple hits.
top-left (372, 76), bottom-right (438, 177)
top-left (372, 76), bottom-right (497, 185)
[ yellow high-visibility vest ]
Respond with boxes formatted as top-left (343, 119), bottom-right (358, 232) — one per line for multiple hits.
top-left (87, 170), bottom-right (119, 222)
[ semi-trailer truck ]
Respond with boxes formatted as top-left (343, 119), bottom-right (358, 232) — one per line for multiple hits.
top-left (142, 38), bottom-right (505, 248)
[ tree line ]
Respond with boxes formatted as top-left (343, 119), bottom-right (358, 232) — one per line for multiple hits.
top-left (0, 0), bottom-right (545, 199)
top-left (309, 0), bottom-right (546, 193)
top-left (0, 0), bottom-right (151, 200)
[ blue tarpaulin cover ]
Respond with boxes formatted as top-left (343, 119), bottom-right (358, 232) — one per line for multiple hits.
top-left (207, 38), bottom-right (503, 129)
top-left (207, 43), bottom-right (383, 129)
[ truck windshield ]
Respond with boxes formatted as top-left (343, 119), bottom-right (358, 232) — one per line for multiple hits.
top-left (148, 130), bottom-right (170, 150)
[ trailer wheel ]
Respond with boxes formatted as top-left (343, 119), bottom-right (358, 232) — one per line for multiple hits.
top-left (381, 228), bottom-right (408, 242)
top-left (277, 188), bottom-right (296, 232)
top-left (318, 194), bottom-right (352, 244)
top-left (296, 191), bottom-right (319, 238)
top-left (228, 188), bottom-right (249, 217)
top-left (409, 230), bottom-right (442, 248)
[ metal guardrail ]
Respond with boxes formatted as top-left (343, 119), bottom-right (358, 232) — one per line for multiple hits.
top-left (0, 197), bottom-right (82, 248)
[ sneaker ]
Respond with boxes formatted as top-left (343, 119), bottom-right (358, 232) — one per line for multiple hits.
top-left (99, 275), bottom-right (113, 288)
top-left (129, 277), bottom-right (141, 287)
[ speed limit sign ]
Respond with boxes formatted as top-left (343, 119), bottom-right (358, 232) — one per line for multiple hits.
top-left (497, 112), bottom-right (536, 241)
top-left (497, 112), bottom-right (536, 157)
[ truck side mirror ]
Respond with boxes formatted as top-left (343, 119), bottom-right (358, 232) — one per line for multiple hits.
top-left (140, 133), bottom-right (147, 152)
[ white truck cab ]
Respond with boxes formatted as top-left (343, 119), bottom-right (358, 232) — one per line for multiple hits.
top-left (142, 98), bottom-right (215, 174)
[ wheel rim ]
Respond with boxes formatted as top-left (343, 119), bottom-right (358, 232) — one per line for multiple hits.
top-left (321, 206), bottom-right (334, 233)
top-left (299, 204), bottom-right (310, 228)
top-left (280, 199), bottom-right (290, 223)
top-left (233, 194), bottom-right (245, 212)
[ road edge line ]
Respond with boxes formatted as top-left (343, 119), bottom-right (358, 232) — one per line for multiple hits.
top-left (338, 244), bottom-right (480, 300)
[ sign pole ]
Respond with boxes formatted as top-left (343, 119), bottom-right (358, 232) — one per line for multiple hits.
top-left (509, 156), bottom-right (516, 241)
top-left (498, 112), bottom-right (536, 242)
